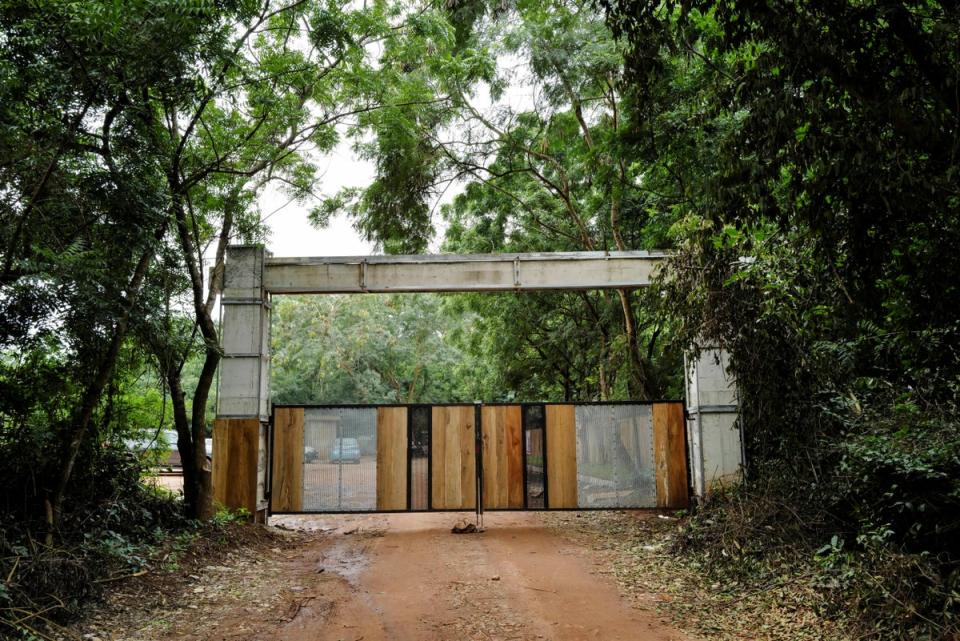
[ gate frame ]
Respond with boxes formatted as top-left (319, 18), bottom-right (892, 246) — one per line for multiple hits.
top-left (214, 245), bottom-right (742, 519)
top-left (520, 403), bottom-right (547, 511)
top-left (406, 404), bottom-right (432, 511)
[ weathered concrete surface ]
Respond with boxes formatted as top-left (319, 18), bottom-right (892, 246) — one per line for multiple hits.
top-left (263, 251), bottom-right (667, 293)
top-left (685, 348), bottom-right (742, 497)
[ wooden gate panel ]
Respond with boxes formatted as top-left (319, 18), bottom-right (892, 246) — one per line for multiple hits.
top-left (214, 418), bottom-right (261, 513)
top-left (506, 408), bottom-right (524, 507)
top-left (377, 407), bottom-right (408, 510)
top-left (431, 406), bottom-right (476, 509)
top-left (270, 408), bottom-right (303, 512)
top-left (546, 405), bottom-right (577, 508)
top-left (653, 402), bottom-right (689, 508)
top-left (481, 405), bottom-right (523, 509)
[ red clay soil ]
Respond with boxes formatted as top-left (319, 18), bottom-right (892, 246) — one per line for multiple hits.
top-left (80, 512), bottom-right (692, 641)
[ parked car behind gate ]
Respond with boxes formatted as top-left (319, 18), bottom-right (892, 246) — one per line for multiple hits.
top-left (329, 437), bottom-right (361, 463)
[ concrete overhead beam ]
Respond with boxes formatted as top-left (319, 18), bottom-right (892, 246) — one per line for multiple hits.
top-left (262, 251), bottom-right (668, 294)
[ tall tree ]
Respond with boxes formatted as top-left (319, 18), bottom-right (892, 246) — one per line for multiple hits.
top-left (599, 1), bottom-right (960, 633)
top-left (134, 0), bottom-right (424, 518)
top-left (320, 0), bottom-right (679, 399)
top-left (0, 0), bottom-right (251, 533)
top-left (0, 0), bottom-right (419, 523)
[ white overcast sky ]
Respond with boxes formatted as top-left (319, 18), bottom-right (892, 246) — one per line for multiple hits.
top-left (257, 140), bottom-right (377, 259)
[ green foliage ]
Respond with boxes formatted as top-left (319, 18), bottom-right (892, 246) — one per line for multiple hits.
top-left (272, 294), bottom-right (480, 404)
top-left (0, 0), bottom-right (256, 527)
top-left (271, 287), bottom-right (682, 404)
top-left (2, 0), bottom-right (410, 522)
top-left (0, 442), bottom-right (186, 636)
top-left (440, 288), bottom-right (682, 401)
top-left (332, 0), bottom-right (683, 399)
top-left (211, 506), bottom-right (251, 526)
top-left (0, 0), bottom-right (371, 626)
top-left (601, 0), bottom-right (960, 635)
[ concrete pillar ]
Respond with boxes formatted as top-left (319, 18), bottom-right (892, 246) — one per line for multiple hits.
top-left (215, 245), bottom-right (270, 516)
top-left (685, 348), bottom-right (743, 500)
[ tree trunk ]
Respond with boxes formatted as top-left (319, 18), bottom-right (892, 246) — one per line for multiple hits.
top-left (187, 350), bottom-right (217, 520)
top-left (609, 170), bottom-right (655, 400)
top-left (598, 333), bottom-right (609, 400)
top-left (170, 191), bottom-right (231, 520)
top-left (617, 287), bottom-right (654, 400)
top-left (167, 371), bottom-right (200, 514)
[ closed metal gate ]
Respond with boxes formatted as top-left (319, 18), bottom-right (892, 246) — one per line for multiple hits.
top-left (268, 402), bottom-right (688, 514)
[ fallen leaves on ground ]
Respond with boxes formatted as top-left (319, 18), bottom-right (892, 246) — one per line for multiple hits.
top-left (543, 511), bottom-right (855, 641)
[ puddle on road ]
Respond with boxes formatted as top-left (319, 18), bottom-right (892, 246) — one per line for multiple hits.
top-left (271, 514), bottom-right (388, 587)
top-left (322, 537), bottom-right (373, 586)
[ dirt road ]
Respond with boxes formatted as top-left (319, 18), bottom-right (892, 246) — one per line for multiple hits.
top-left (86, 511), bottom-right (692, 641)
top-left (268, 512), bottom-right (688, 641)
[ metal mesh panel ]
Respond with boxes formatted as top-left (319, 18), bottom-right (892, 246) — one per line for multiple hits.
top-left (409, 406), bottom-right (430, 510)
top-left (523, 405), bottom-right (546, 509)
top-left (302, 407), bottom-right (377, 511)
top-left (574, 405), bottom-right (656, 508)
